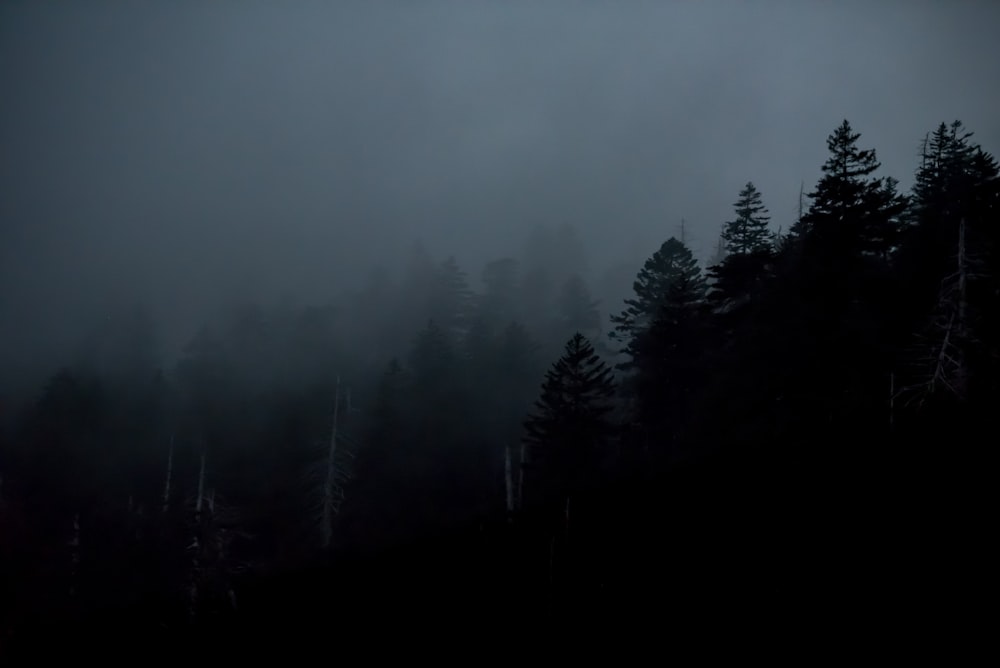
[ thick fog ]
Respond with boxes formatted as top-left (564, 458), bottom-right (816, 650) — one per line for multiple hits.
top-left (2, 0), bottom-right (999, 381)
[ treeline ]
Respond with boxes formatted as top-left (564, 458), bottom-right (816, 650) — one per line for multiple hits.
top-left (1, 119), bottom-right (997, 642)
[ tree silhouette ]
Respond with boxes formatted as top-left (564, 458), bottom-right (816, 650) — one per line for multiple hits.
top-left (609, 237), bottom-right (707, 370)
top-left (709, 182), bottom-right (774, 308)
top-left (522, 333), bottom-right (616, 504)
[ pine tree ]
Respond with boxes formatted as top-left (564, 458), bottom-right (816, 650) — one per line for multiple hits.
top-left (429, 257), bottom-right (475, 340)
top-left (792, 119), bottom-right (908, 262)
top-left (898, 122), bottom-right (1000, 411)
top-left (772, 121), bottom-right (908, 440)
top-left (609, 237), bottom-right (707, 370)
top-left (709, 182), bottom-right (774, 307)
top-left (722, 182), bottom-right (772, 256)
top-left (522, 333), bottom-right (616, 503)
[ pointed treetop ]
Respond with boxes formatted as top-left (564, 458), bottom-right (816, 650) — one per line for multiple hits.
top-left (721, 181), bottom-right (772, 257)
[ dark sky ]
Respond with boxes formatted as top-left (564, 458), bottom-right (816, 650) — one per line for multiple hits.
top-left (2, 1), bottom-right (999, 373)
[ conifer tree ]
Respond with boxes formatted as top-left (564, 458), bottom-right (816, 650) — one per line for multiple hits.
top-left (722, 182), bottom-right (772, 256)
top-left (610, 237), bottom-right (707, 370)
top-left (429, 257), bottom-right (475, 340)
top-left (898, 122), bottom-right (1000, 411)
top-left (522, 333), bottom-right (616, 503)
top-left (709, 182), bottom-right (774, 306)
top-left (792, 119), bottom-right (908, 262)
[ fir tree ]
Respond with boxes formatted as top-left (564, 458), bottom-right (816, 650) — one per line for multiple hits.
top-left (722, 182), bottom-right (772, 256)
top-left (709, 182), bottom-right (774, 307)
top-left (898, 121), bottom-right (1000, 411)
top-left (522, 333), bottom-right (616, 503)
top-left (429, 257), bottom-right (475, 340)
top-left (610, 237), bottom-right (707, 370)
top-left (792, 119), bottom-right (908, 262)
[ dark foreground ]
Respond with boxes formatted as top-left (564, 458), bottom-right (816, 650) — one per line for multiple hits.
top-left (2, 438), bottom-right (986, 659)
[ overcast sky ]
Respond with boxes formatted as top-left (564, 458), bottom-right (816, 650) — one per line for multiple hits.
top-left (2, 0), bottom-right (999, 374)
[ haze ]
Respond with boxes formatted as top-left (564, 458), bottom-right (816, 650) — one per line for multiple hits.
top-left (2, 0), bottom-right (998, 384)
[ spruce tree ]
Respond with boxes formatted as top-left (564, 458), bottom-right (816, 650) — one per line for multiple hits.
top-left (522, 333), bottom-right (616, 503)
top-left (610, 237), bottom-right (707, 370)
top-left (792, 119), bottom-right (908, 262)
top-left (722, 182), bottom-right (772, 256)
top-left (429, 257), bottom-right (475, 340)
top-left (709, 182), bottom-right (774, 306)
top-left (898, 122), bottom-right (1000, 412)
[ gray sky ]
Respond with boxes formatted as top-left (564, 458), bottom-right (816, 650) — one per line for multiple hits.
top-left (2, 0), bottom-right (999, 373)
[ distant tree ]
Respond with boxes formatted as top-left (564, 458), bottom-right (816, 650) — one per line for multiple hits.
top-left (522, 333), bottom-right (616, 503)
top-left (554, 274), bottom-right (602, 340)
top-left (518, 223), bottom-right (589, 330)
top-left (477, 258), bottom-right (521, 330)
top-left (409, 320), bottom-right (457, 388)
top-left (494, 322), bottom-right (544, 440)
top-left (428, 257), bottom-right (475, 340)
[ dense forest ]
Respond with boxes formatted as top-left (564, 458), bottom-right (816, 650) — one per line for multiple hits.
top-left (1, 118), bottom-right (996, 652)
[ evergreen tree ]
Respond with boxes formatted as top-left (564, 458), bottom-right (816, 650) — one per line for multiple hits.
top-left (722, 182), bottom-right (772, 256)
top-left (609, 237), bottom-right (707, 370)
top-left (478, 258), bottom-right (521, 330)
top-left (428, 257), bottom-right (475, 340)
top-left (768, 121), bottom-right (908, 441)
top-left (522, 333), bottom-right (616, 503)
top-left (791, 119), bottom-right (908, 263)
top-left (709, 182), bottom-right (774, 307)
top-left (897, 121), bottom-right (1000, 414)
top-left (339, 359), bottom-right (412, 548)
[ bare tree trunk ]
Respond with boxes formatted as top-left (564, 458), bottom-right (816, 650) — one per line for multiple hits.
top-left (957, 218), bottom-right (967, 339)
top-left (68, 512), bottom-right (80, 598)
top-left (517, 443), bottom-right (525, 511)
top-left (504, 445), bottom-right (514, 520)
top-left (798, 180), bottom-right (805, 224)
top-left (162, 434), bottom-right (174, 515)
top-left (189, 451), bottom-right (207, 622)
top-left (196, 452), bottom-right (206, 515)
top-left (321, 376), bottom-right (341, 550)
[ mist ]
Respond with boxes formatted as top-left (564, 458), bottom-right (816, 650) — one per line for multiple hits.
top-left (2, 0), bottom-right (998, 651)
top-left (3, 1), bottom-right (998, 377)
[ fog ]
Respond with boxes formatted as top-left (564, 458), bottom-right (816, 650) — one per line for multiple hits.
top-left (4, 3), bottom-right (1000, 645)
top-left (2, 0), bottom-right (999, 378)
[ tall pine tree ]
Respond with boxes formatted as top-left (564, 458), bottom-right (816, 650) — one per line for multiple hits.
top-left (522, 333), bottom-right (616, 504)
top-left (610, 237), bottom-right (707, 371)
top-left (709, 182), bottom-right (774, 307)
